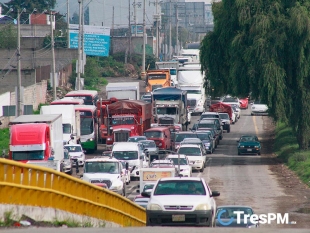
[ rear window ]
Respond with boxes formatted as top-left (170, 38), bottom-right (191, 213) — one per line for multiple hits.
top-left (200, 114), bottom-right (219, 120)
top-left (175, 133), bottom-right (198, 142)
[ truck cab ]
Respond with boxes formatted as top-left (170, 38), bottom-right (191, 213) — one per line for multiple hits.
top-left (145, 70), bottom-right (171, 93)
top-left (81, 157), bottom-right (127, 196)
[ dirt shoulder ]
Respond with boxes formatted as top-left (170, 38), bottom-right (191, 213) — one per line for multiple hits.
top-left (262, 116), bottom-right (310, 228)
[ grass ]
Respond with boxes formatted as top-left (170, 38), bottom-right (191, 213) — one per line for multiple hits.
top-left (274, 122), bottom-right (310, 186)
top-left (0, 128), bottom-right (9, 157)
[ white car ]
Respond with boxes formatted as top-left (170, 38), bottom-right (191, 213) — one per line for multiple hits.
top-left (144, 177), bottom-right (220, 227)
top-left (251, 101), bottom-right (268, 115)
top-left (166, 154), bottom-right (192, 177)
top-left (222, 96), bottom-right (240, 108)
top-left (81, 157), bottom-right (127, 196)
top-left (177, 144), bottom-right (206, 172)
top-left (64, 144), bottom-right (86, 166)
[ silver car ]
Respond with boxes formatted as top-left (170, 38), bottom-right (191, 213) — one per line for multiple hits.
top-left (139, 140), bottom-right (159, 155)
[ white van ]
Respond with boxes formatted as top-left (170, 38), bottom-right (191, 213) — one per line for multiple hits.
top-left (112, 142), bottom-right (149, 180)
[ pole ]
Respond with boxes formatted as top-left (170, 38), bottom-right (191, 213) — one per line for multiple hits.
top-left (134, 0), bottom-right (137, 37)
top-left (77, 0), bottom-right (82, 90)
top-left (175, 4), bottom-right (179, 56)
top-left (16, 9), bottom-right (22, 117)
top-left (155, 0), bottom-right (158, 59)
top-left (169, 0), bottom-right (172, 59)
top-left (67, 0), bottom-right (70, 48)
top-left (82, 0), bottom-right (84, 74)
top-left (111, 6), bottom-right (114, 54)
top-left (50, 11), bottom-right (56, 100)
top-left (141, 0), bottom-right (146, 79)
top-left (128, 0), bottom-right (132, 62)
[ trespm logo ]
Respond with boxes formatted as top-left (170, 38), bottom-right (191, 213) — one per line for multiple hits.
top-left (217, 210), bottom-right (296, 226)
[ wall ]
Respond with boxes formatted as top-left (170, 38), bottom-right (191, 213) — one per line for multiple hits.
top-left (111, 36), bottom-right (154, 55)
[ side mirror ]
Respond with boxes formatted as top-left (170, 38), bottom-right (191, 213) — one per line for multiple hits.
top-left (141, 192), bottom-right (151, 198)
top-left (211, 191), bottom-right (220, 197)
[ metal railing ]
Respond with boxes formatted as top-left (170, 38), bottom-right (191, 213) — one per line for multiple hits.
top-left (0, 159), bottom-right (146, 226)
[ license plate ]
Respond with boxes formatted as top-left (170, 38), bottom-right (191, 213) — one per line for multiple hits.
top-left (172, 215), bottom-right (185, 222)
top-left (247, 149), bottom-right (252, 151)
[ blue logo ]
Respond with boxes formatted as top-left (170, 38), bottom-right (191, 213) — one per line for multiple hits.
top-left (217, 209), bottom-right (234, 226)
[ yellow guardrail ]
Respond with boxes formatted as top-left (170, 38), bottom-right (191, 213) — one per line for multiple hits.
top-left (0, 159), bottom-right (146, 226)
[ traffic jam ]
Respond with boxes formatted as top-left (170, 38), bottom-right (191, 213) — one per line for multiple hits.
top-left (8, 58), bottom-right (269, 228)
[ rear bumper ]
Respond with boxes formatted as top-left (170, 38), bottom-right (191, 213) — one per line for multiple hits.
top-left (238, 148), bottom-right (260, 154)
top-left (146, 210), bottom-right (213, 226)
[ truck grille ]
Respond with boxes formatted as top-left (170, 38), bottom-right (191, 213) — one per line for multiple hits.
top-left (152, 85), bottom-right (163, 91)
top-left (114, 131), bottom-right (130, 142)
top-left (159, 117), bottom-right (174, 125)
top-left (90, 179), bottom-right (112, 188)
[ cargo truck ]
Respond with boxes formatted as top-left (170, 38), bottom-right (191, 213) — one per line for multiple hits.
top-left (40, 105), bottom-right (81, 145)
top-left (145, 70), bottom-right (171, 93)
top-left (102, 100), bottom-right (152, 148)
top-left (178, 66), bottom-right (206, 115)
top-left (151, 87), bottom-right (189, 131)
top-left (9, 114), bottom-right (64, 172)
top-left (155, 61), bottom-right (179, 86)
top-left (106, 82), bottom-right (140, 100)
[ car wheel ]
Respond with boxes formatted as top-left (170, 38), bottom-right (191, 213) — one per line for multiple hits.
top-left (251, 113), bottom-right (254, 116)
top-left (238, 151), bottom-right (241, 155)
top-left (126, 181), bottom-right (129, 185)
top-left (200, 166), bottom-right (204, 172)
top-left (258, 152), bottom-right (261, 155)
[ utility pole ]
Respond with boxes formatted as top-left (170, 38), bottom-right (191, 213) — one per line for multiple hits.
top-left (50, 11), bottom-right (56, 100)
top-left (156, 0), bottom-right (159, 59)
top-left (169, 0), bottom-right (172, 59)
top-left (16, 9), bottom-right (22, 117)
top-left (67, 0), bottom-right (70, 48)
top-left (141, 0), bottom-right (146, 79)
top-left (134, 0), bottom-right (137, 36)
top-left (111, 6), bottom-right (114, 54)
top-left (81, 0), bottom-right (84, 75)
top-left (128, 0), bottom-right (132, 62)
top-left (175, 3), bottom-right (179, 56)
top-left (77, 0), bottom-right (82, 90)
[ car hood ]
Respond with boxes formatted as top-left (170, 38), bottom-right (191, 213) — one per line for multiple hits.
top-left (68, 152), bottom-right (83, 157)
top-left (83, 173), bottom-right (120, 181)
top-left (215, 219), bottom-right (256, 228)
top-left (150, 195), bottom-right (208, 207)
top-left (174, 165), bottom-right (191, 170)
top-left (186, 156), bottom-right (204, 161)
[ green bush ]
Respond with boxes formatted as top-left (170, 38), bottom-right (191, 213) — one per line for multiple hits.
top-left (0, 128), bottom-right (9, 156)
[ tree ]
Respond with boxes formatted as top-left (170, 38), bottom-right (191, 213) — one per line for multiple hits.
top-left (2, 0), bottom-right (56, 23)
top-left (200, 0), bottom-right (310, 149)
top-left (0, 24), bottom-right (17, 49)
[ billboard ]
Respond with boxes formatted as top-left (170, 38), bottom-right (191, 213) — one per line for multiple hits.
top-left (131, 25), bottom-right (143, 34)
top-left (69, 24), bottom-right (110, 57)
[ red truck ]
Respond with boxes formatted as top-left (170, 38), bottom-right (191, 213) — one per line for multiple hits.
top-left (209, 102), bottom-right (234, 123)
top-left (98, 100), bottom-right (152, 149)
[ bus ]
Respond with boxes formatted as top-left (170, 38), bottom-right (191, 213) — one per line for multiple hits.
top-left (65, 90), bottom-right (99, 106)
top-left (50, 97), bottom-right (84, 105)
top-left (74, 105), bottom-right (98, 153)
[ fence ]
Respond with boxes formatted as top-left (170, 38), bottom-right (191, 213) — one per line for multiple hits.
top-left (0, 159), bottom-right (146, 227)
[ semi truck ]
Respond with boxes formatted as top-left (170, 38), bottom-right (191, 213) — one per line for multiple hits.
top-left (9, 114), bottom-right (64, 172)
top-left (106, 82), bottom-right (140, 100)
top-left (151, 87), bottom-right (189, 131)
top-left (40, 105), bottom-right (81, 145)
top-left (145, 70), bottom-right (171, 93)
top-left (178, 66), bottom-right (206, 115)
top-left (100, 100), bottom-right (152, 148)
top-left (155, 61), bottom-right (179, 86)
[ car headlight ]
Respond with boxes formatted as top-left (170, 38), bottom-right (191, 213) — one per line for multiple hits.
top-left (196, 160), bottom-right (203, 163)
top-left (239, 145), bottom-right (244, 148)
top-left (195, 203), bottom-right (210, 210)
top-left (87, 138), bottom-right (94, 142)
top-left (107, 138), bottom-right (112, 141)
top-left (147, 204), bottom-right (162, 210)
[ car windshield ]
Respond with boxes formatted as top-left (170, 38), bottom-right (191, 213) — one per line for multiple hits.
top-left (140, 141), bottom-right (156, 148)
top-left (112, 117), bottom-right (135, 125)
top-left (240, 136), bottom-right (257, 142)
top-left (128, 137), bottom-right (146, 142)
top-left (219, 114), bottom-right (229, 120)
top-left (112, 151), bottom-right (138, 160)
top-left (198, 123), bottom-right (215, 129)
top-left (196, 133), bottom-right (211, 141)
top-left (177, 147), bottom-right (201, 156)
top-left (144, 131), bottom-right (163, 138)
top-left (154, 180), bottom-right (206, 195)
top-left (200, 114), bottom-right (219, 120)
top-left (169, 158), bottom-right (188, 165)
top-left (64, 146), bottom-right (82, 152)
top-left (143, 184), bottom-right (155, 192)
top-left (216, 207), bottom-right (254, 219)
top-left (175, 133), bottom-right (197, 142)
top-left (84, 161), bottom-right (120, 174)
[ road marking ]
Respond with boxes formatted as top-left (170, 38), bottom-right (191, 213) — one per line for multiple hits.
top-left (252, 115), bottom-right (260, 139)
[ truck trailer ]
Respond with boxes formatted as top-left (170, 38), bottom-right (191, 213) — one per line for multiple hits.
top-left (9, 114), bottom-right (64, 172)
top-left (106, 82), bottom-right (140, 100)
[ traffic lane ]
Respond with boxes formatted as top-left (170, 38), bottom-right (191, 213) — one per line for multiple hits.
top-left (204, 109), bottom-right (287, 228)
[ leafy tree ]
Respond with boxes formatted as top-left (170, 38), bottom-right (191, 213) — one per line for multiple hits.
top-left (0, 24), bottom-right (17, 49)
top-left (2, 0), bottom-right (56, 23)
top-left (200, 0), bottom-right (310, 149)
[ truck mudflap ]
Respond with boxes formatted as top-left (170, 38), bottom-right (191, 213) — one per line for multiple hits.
top-left (26, 160), bottom-right (61, 171)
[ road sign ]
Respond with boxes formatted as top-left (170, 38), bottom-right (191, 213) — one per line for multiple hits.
top-left (69, 24), bottom-right (111, 57)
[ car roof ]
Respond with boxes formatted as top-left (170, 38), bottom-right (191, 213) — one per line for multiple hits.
top-left (201, 112), bottom-right (219, 115)
top-left (139, 140), bottom-right (155, 143)
top-left (159, 177), bottom-right (202, 181)
top-left (64, 144), bottom-right (82, 147)
top-left (179, 144), bottom-right (200, 148)
top-left (167, 154), bottom-right (187, 158)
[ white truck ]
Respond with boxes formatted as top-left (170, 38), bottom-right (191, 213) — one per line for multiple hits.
top-left (155, 61), bottom-right (179, 86)
top-left (9, 114), bottom-right (64, 172)
top-left (40, 105), bottom-right (81, 145)
top-left (137, 167), bottom-right (177, 194)
top-left (178, 66), bottom-right (206, 115)
top-left (106, 82), bottom-right (140, 100)
top-left (81, 157), bottom-right (128, 196)
top-left (180, 49), bottom-right (200, 62)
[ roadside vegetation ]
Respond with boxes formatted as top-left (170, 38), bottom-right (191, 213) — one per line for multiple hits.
top-left (274, 122), bottom-right (310, 186)
top-left (0, 128), bottom-right (9, 157)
